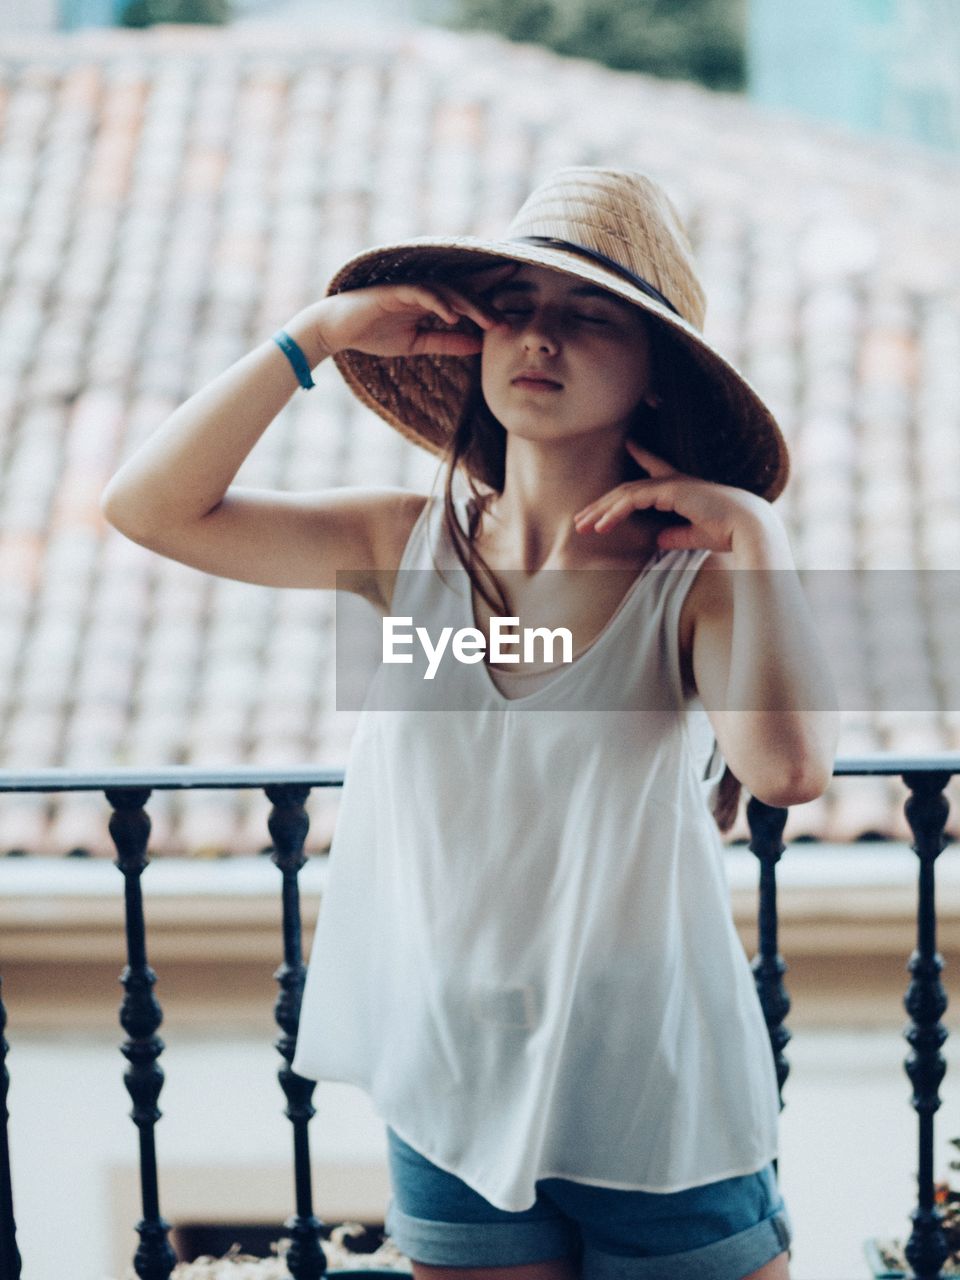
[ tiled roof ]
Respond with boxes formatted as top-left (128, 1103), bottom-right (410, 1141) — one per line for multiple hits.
top-left (1, 23), bottom-right (959, 852)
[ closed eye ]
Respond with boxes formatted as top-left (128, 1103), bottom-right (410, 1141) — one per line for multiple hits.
top-left (497, 307), bottom-right (609, 323)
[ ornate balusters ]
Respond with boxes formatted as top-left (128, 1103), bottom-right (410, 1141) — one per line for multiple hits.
top-left (266, 783), bottom-right (325, 1280)
top-left (746, 798), bottom-right (791, 1105)
top-left (901, 770), bottom-right (951, 1280)
top-left (0, 975), bottom-right (22, 1280)
top-left (107, 787), bottom-right (177, 1280)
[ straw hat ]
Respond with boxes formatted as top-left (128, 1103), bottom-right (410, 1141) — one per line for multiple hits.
top-left (328, 167), bottom-right (789, 500)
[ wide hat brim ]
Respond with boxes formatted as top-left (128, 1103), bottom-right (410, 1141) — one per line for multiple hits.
top-left (327, 235), bottom-right (790, 502)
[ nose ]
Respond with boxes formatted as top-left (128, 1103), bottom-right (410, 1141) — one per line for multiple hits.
top-left (521, 327), bottom-right (560, 357)
top-left (519, 309), bottom-right (560, 355)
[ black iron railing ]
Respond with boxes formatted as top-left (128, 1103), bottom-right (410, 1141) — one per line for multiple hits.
top-left (0, 756), bottom-right (957, 1280)
top-left (0, 767), bottom-right (342, 1280)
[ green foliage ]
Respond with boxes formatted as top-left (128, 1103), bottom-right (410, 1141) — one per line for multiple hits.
top-left (442, 0), bottom-right (746, 91)
top-left (119, 0), bottom-right (230, 26)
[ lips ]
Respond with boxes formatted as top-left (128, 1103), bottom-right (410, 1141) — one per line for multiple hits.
top-left (511, 371), bottom-right (563, 389)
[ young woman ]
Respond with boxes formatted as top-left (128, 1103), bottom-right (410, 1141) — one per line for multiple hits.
top-left (102, 168), bottom-right (837, 1280)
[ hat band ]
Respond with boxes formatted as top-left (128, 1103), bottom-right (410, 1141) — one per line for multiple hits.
top-left (512, 236), bottom-right (681, 318)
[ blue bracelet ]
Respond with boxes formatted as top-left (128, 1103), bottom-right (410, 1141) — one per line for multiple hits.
top-left (273, 329), bottom-right (316, 389)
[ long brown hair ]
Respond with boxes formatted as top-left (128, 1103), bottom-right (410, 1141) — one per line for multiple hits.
top-left (439, 316), bottom-right (743, 833)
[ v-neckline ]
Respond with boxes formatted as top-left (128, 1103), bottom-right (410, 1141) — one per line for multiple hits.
top-left (456, 498), bottom-right (665, 707)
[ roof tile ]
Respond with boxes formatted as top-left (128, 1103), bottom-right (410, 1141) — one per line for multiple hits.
top-left (1, 25), bottom-right (959, 849)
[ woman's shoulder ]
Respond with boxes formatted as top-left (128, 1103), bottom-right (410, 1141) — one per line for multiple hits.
top-left (367, 487), bottom-right (433, 569)
top-left (353, 487), bottom-right (433, 613)
top-left (676, 549), bottom-right (734, 692)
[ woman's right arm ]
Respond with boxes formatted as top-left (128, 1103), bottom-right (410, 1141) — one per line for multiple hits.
top-left (100, 283), bottom-right (498, 592)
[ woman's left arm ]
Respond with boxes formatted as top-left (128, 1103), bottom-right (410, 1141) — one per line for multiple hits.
top-left (574, 443), bottom-right (839, 807)
top-left (679, 519), bottom-right (838, 807)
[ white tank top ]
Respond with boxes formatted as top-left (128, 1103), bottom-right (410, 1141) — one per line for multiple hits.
top-left (293, 493), bottom-right (781, 1210)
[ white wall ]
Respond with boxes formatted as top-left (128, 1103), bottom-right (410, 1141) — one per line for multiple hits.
top-left (8, 1033), bottom-right (390, 1280)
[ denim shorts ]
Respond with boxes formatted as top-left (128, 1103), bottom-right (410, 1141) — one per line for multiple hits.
top-left (385, 1127), bottom-right (792, 1280)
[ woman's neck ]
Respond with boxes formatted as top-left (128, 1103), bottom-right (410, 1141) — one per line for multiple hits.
top-left (478, 434), bottom-right (652, 571)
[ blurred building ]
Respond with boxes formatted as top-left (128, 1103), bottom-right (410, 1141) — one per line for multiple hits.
top-left (0, 0), bottom-right (426, 33)
top-left (749, 0), bottom-right (960, 150)
top-left (6, 0), bottom-right (960, 157)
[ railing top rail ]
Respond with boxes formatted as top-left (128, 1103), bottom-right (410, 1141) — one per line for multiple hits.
top-left (831, 754), bottom-right (960, 777)
top-left (0, 755), bottom-right (958, 794)
top-left (0, 766), bottom-right (346, 793)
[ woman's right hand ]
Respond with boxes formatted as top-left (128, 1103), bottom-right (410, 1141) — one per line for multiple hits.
top-left (305, 278), bottom-right (507, 360)
top-left (101, 268), bottom-right (513, 592)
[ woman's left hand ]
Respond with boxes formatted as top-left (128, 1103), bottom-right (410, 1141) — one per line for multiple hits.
top-left (575, 441), bottom-right (837, 807)
top-left (573, 441), bottom-right (789, 568)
